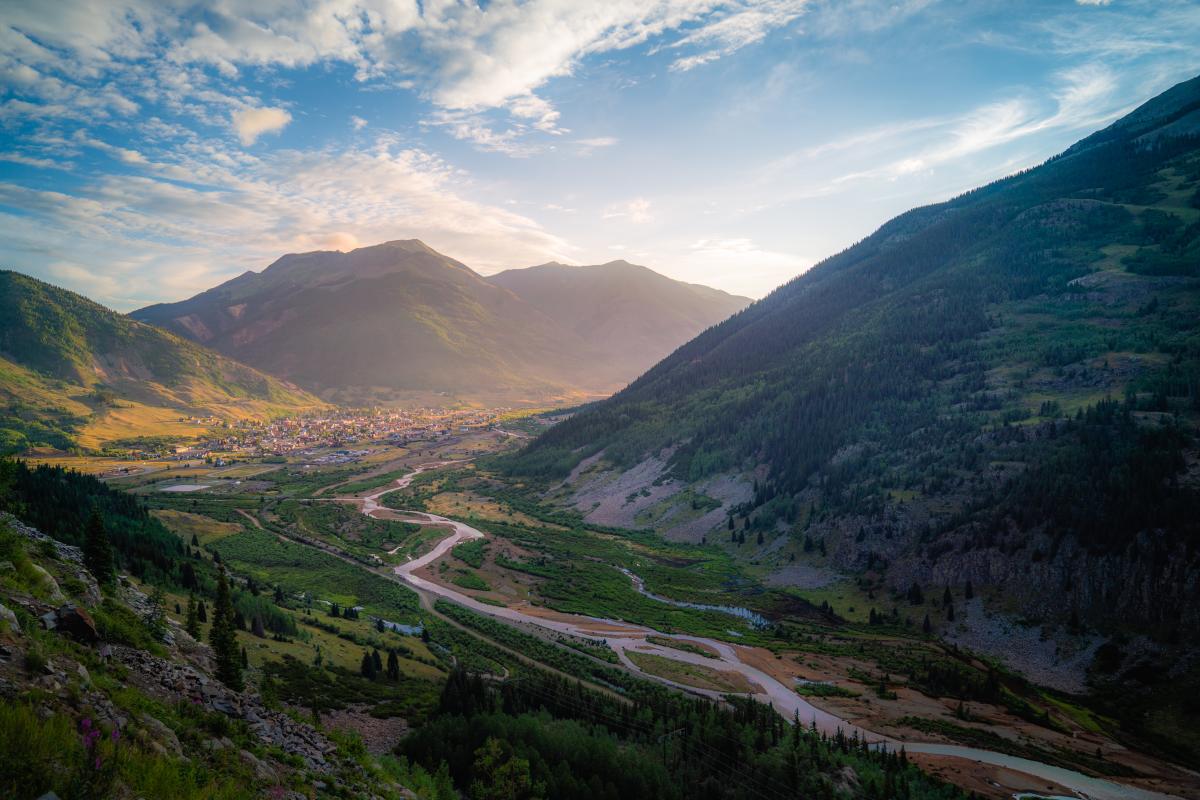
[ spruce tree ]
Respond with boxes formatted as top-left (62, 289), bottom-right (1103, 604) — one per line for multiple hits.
top-left (198, 599), bottom-right (208, 623)
top-left (386, 649), bottom-right (400, 681)
top-left (371, 649), bottom-right (383, 673)
top-left (185, 594), bottom-right (201, 639)
top-left (360, 650), bottom-right (377, 679)
top-left (210, 569), bottom-right (243, 690)
top-left (82, 509), bottom-right (114, 585)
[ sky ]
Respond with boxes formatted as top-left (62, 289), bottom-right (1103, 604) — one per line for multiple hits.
top-left (1, 0), bottom-right (1198, 310)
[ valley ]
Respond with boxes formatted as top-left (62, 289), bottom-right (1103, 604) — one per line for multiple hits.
top-left (16, 422), bottom-right (1180, 798)
top-left (1, 46), bottom-right (1198, 800)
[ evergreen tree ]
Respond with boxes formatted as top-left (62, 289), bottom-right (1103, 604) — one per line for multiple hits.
top-left (82, 508), bottom-right (115, 585)
top-left (198, 599), bottom-right (208, 623)
top-left (241, 646), bottom-right (249, 668)
top-left (146, 585), bottom-right (167, 640)
top-left (372, 648), bottom-right (383, 673)
top-left (922, 613), bottom-right (932, 634)
top-left (210, 569), bottom-right (243, 690)
top-left (964, 580), bottom-right (974, 600)
top-left (942, 585), bottom-right (953, 606)
top-left (360, 650), bottom-right (377, 679)
top-left (376, 616), bottom-right (385, 633)
top-left (185, 594), bottom-right (201, 639)
top-left (386, 649), bottom-right (400, 681)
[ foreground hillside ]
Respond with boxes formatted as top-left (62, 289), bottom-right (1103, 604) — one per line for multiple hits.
top-left (506, 77), bottom-right (1200, 759)
top-left (0, 272), bottom-right (322, 454)
top-left (133, 241), bottom-right (748, 406)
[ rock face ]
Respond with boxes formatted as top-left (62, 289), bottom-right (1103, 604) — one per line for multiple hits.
top-left (112, 646), bottom-right (336, 770)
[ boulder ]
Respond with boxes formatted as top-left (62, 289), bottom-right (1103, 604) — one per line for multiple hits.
top-left (0, 603), bottom-right (21, 634)
top-left (29, 564), bottom-right (66, 604)
top-left (54, 605), bottom-right (99, 643)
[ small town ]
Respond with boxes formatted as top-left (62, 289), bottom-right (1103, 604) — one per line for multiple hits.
top-left (162, 406), bottom-right (512, 462)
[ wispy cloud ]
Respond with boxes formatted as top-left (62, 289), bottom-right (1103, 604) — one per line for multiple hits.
top-left (604, 197), bottom-right (654, 224)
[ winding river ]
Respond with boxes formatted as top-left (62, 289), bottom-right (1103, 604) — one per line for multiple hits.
top-left (356, 469), bottom-right (1178, 800)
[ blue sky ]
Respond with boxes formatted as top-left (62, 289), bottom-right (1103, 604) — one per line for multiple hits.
top-left (1, 0), bottom-right (1198, 310)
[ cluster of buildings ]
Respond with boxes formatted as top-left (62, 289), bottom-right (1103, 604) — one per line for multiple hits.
top-left (158, 407), bottom-right (510, 461)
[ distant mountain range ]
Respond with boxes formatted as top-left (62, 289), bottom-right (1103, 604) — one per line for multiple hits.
top-left (132, 241), bottom-right (749, 406)
top-left (508, 74), bottom-right (1200, 750)
top-left (0, 270), bottom-right (321, 453)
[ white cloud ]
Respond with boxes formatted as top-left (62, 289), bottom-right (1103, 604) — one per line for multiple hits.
top-left (603, 197), bottom-right (654, 224)
top-left (0, 1), bottom-right (813, 156)
top-left (0, 127), bottom-right (575, 308)
top-left (232, 106), bottom-right (292, 146)
top-left (351, 115), bottom-right (368, 130)
top-left (665, 0), bottom-right (811, 72)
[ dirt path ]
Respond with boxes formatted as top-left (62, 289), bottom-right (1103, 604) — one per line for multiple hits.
top-left (235, 508), bottom-right (265, 530)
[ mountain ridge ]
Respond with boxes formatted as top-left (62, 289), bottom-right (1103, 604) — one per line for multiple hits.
top-left (504, 75), bottom-right (1200, 756)
top-left (0, 270), bottom-right (323, 453)
top-left (132, 243), bottom-right (750, 406)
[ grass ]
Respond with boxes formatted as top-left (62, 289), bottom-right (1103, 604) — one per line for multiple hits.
top-left (450, 570), bottom-right (490, 591)
top-left (151, 509), bottom-right (244, 546)
top-left (210, 528), bottom-right (420, 622)
top-left (625, 651), bottom-right (759, 694)
top-left (796, 682), bottom-right (859, 698)
top-left (451, 538), bottom-right (486, 568)
top-left (645, 635), bottom-right (718, 659)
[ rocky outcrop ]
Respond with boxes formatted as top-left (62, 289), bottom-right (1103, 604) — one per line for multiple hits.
top-left (39, 604), bottom-right (99, 643)
top-left (111, 646), bottom-right (336, 770)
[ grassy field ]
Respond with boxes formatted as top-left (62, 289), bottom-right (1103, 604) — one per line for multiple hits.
top-left (626, 651), bottom-right (759, 694)
top-left (152, 508), bottom-right (245, 545)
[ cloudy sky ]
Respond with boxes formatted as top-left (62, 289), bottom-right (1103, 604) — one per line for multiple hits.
top-left (1, 0), bottom-right (1198, 309)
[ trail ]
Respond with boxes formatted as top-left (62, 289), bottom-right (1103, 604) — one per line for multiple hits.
top-left (354, 468), bottom-right (1178, 800)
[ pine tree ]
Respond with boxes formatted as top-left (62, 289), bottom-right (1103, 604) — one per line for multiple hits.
top-left (964, 580), bottom-right (974, 600)
top-left (943, 586), bottom-right (953, 606)
top-left (386, 649), bottom-right (400, 681)
top-left (82, 508), bottom-right (114, 585)
top-left (210, 569), bottom-right (243, 690)
top-left (241, 646), bottom-right (249, 668)
top-left (371, 649), bottom-right (383, 673)
top-left (360, 650), bottom-right (377, 679)
top-left (922, 613), bottom-right (932, 634)
top-left (198, 599), bottom-right (208, 623)
top-left (185, 594), bottom-right (201, 639)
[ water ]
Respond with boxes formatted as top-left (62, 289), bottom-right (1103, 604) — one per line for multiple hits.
top-left (619, 567), bottom-right (772, 629)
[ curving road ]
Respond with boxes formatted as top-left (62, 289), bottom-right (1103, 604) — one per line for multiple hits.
top-left (357, 469), bottom-right (1178, 800)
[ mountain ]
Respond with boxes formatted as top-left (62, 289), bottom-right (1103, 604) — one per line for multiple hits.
top-left (132, 241), bottom-right (748, 406)
top-left (0, 270), bottom-right (322, 453)
top-left (508, 76), bottom-right (1200, 751)
top-left (488, 260), bottom-right (749, 384)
